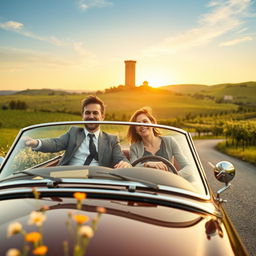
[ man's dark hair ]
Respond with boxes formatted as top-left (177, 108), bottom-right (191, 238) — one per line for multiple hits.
top-left (81, 95), bottom-right (105, 115)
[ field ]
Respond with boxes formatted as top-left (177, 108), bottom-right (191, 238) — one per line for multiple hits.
top-left (0, 110), bottom-right (81, 154)
top-left (162, 81), bottom-right (256, 105)
top-left (0, 128), bottom-right (20, 155)
top-left (0, 84), bottom-right (255, 161)
top-left (100, 88), bottom-right (238, 119)
top-left (0, 87), bottom-right (238, 120)
top-left (0, 110), bottom-right (80, 129)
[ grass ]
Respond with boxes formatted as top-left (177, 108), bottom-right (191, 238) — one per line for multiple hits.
top-left (200, 82), bottom-right (256, 104)
top-left (192, 135), bottom-right (224, 140)
top-left (0, 110), bottom-right (81, 156)
top-left (0, 128), bottom-right (20, 156)
top-left (0, 86), bottom-right (254, 161)
top-left (0, 109), bottom-right (81, 129)
top-left (0, 88), bottom-right (238, 119)
top-left (160, 82), bottom-right (256, 104)
top-left (216, 141), bottom-right (256, 165)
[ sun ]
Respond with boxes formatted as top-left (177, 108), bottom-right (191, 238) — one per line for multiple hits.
top-left (138, 69), bottom-right (178, 88)
top-left (142, 76), bottom-right (169, 88)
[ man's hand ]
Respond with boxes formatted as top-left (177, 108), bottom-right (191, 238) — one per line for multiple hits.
top-left (114, 160), bottom-right (132, 169)
top-left (24, 137), bottom-right (39, 148)
top-left (144, 161), bottom-right (169, 172)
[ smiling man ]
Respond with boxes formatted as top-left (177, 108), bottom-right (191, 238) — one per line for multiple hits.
top-left (25, 95), bottom-right (130, 168)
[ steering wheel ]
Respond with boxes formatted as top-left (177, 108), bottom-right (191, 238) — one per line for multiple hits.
top-left (131, 155), bottom-right (178, 175)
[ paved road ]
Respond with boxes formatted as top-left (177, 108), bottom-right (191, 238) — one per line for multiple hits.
top-left (194, 139), bottom-right (256, 256)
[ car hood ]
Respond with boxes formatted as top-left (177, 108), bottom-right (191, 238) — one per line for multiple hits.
top-left (0, 196), bottom-right (240, 256)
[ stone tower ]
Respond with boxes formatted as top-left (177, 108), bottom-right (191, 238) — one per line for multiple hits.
top-left (124, 60), bottom-right (136, 88)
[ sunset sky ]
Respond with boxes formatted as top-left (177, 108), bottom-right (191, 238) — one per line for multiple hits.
top-left (0, 0), bottom-right (256, 91)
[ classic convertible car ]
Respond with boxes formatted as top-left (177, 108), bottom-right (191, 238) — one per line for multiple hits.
top-left (0, 121), bottom-right (248, 255)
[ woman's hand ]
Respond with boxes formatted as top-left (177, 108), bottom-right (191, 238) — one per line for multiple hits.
top-left (143, 161), bottom-right (169, 172)
top-left (114, 160), bottom-right (132, 169)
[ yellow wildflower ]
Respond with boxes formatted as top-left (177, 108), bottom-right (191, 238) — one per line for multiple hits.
top-left (39, 205), bottom-right (49, 212)
top-left (25, 232), bottom-right (42, 243)
top-left (28, 211), bottom-right (46, 227)
top-left (73, 214), bottom-right (89, 224)
top-left (7, 222), bottom-right (22, 237)
top-left (32, 187), bottom-right (40, 199)
top-left (73, 192), bottom-right (86, 201)
top-left (97, 207), bottom-right (106, 214)
top-left (32, 245), bottom-right (48, 255)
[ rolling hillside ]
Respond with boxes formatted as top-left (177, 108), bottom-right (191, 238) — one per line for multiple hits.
top-left (0, 86), bottom-right (238, 120)
top-left (0, 90), bottom-right (18, 95)
top-left (199, 82), bottom-right (256, 104)
top-left (0, 81), bottom-right (255, 121)
top-left (161, 84), bottom-right (207, 94)
top-left (160, 81), bottom-right (256, 105)
top-left (15, 88), bottom-right (70, 96)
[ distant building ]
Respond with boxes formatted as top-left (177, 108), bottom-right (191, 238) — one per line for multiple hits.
top-left (124, 60), bottom-right (136, 88)
top-left (142, 81), bottom-right (149, 86)
top-left (223, 95), bottom-right (233, 101)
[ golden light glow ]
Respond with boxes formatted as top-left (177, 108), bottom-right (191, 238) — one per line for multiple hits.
top-left (138, 68), bottom-right (178, 88)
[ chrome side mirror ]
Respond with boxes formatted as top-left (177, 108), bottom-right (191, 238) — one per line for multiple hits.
top-left (213, 161), bottom-right (235, 203)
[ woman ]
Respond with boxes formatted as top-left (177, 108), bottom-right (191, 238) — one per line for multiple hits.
top-left (128, 107), bottom-right (194, 182)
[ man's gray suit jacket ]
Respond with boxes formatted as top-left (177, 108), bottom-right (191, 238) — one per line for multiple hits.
top-left (36, 126), bottom-right (128, 168)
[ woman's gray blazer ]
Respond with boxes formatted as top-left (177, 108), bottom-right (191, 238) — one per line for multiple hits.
top-left (129, 136), bottom-right (195, 183)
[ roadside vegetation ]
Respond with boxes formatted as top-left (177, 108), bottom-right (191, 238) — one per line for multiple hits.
top-left (178, 104), bottom-right (256, 164)
top-left (184, 114), bottom-right (256, 164)
top-left (217, 142), bottom-right (256, 165)
top-left (216, 120), bottom-right (256, 164)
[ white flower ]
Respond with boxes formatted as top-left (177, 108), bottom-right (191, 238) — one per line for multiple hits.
top-left (7, 222), bottom-right (22, 237)
top-left (6, 248), bottom-right (20, 256)
top-left (79, 225), bottom-right (94, 238)
top-left (28, 211), bottom-right (46, 226)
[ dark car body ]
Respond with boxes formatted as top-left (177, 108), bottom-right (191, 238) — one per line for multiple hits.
top-left (0, 121), bottom-right (248, 256)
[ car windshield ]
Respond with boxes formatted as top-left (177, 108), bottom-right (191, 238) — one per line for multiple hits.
top-left (0, 122), bottom-right (206, 195)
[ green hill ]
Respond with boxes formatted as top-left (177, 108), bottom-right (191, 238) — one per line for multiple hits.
top-left (9, 82), bottom-right (256, 106)
top-left (199, 81), bottom-right (256, 104)
top-left (1, 81), bottom-right (255, 122)
top-left (161, 84), bottom-right (208, 94)
top-left (15, 88), bottom-right (70, 96)
top-left (0, 86), bottom-right (238, 120)
top-left (160, 81), bottom-right (256, 105)
top-left (88, 86), bottom-right (237, 119)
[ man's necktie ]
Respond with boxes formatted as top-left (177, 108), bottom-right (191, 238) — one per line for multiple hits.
top-left (84, 133), bottom-right (98, 165)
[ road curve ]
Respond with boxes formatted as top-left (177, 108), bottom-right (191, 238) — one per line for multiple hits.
top-left (194, 139), bottom-right (256, 256)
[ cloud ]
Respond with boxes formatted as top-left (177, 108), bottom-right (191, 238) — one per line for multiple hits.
top-left (0, 21), bottom-right (97, 68)
top-left (0, 21), bottom-right (24, 30)
top-left (72, 42), bottom-right (98, 67)
top-left (0, 43), bottom-right (97, 71)
top-left (219, 36), bottom-right (253, 46)
top-left (236, 27), bottom-right (249, 33)
top-left (144, 0), bottom-right (254, 56)
top-left (78, 0), bottom-right (112, 10)
top-left (0, 20), bottom-right (66, 46)
top-left (0, 47), bottom-right (74, 68)
top-left (73, 42), bottom-right (94, 57)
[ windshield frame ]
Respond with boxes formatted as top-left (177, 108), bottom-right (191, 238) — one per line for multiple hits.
top-left (0, 121), bottom-right (210, 197)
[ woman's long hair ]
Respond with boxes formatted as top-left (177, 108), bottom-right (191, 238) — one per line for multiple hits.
top-left (127, 107), bottom-right (161, 143)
